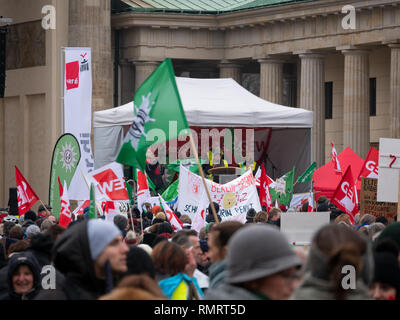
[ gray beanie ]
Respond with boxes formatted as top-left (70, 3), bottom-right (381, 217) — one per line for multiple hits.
top-left (225, 224), bottom-right (301, 284)
top-left (26, 224), bottom-right (41, 238)
top-left (87, 219), bottom-right (121, 261)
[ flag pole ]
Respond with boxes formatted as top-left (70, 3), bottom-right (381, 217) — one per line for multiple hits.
top-left (189, 133), bottom-right (219, 224)
top-left (38, 199), bottom-right (51, 217)
top-left (127, 179), bottom-right (136, 233)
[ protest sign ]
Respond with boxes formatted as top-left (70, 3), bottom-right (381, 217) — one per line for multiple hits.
top-left (360, 177), bottom-right (397, 223)
top-left (280, 212), bottom-right (330, 245)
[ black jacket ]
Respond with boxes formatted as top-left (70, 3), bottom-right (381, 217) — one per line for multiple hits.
top-left (35, 220), bottom-right (107, 300)
top-left (0, 251), bottom-right (42, 300)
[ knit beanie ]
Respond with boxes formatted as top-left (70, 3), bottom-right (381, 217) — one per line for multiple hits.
top-left (377, 222), bottom-right (400, 249)
top-left (87, 219), bottom-right (121, 261)
top-left (26, 224), bottom-right (41, 238)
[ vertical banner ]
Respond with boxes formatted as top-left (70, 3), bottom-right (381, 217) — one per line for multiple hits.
top-left (64, 47), bottom-right (94, 200)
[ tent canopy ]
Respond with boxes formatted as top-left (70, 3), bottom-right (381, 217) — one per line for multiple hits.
top-left (94, 77), bottom-right (313, 128)
top-left (313, 147), bottom-right (364, 201)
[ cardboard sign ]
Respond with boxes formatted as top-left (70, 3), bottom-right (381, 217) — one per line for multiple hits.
top-left (377, 138), bottom-right (400, 203)
top-left (280, 212), bottom-right (330, 245)
top-left (360, 177), bottom-right (397, 223)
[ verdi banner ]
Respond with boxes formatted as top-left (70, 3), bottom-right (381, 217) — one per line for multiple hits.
top-left (49, 133), bottom-right (81, 216)
top-left (64, 47), bottom-right (94, 200)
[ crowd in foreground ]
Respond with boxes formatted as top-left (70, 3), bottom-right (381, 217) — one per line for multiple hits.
top-left (0, 198), bottom-right (399, 301)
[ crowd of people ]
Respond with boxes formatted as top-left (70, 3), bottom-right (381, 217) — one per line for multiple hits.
top-left (0, 196), bottom-right (399, 301)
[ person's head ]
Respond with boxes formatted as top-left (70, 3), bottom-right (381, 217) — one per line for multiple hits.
top-left (307, 224), bottom-right (372, 300)
top-left (88, 219), bottom-right (129, 279)
top-left (254, 211), bottom-right (268, 223)
top-left (377, 222), bottom-right (400, 256)
top-left (300, 201), bottom-right (309, 212)
top-left (199, 227), bottom-right (207, 241)
top-left (376, 216), bottom-right (389, 226)
top-left (113, 214), bottom-right (129, 232)
top-left (45, 224), bottom-right (65, 242)
top-left (24, 210), bottom-right (37, 222)
top-left (206, 202), bottom-right (220, 223)
top-left (37, 204), bottom-right (52, 218)
top-left (8, 225), bottom-right (24, 240)
top-left (7, 252), bottom-right (41, 298)
top-left (179, 214), bottom-right (192, 225)
top-left (151, 206), bottom-right (162, 216)
top-left (334, 213), bottom-right (352, 227)
top-left (155, 221), bottom-right (173, 236)
top-left (124, 230), bottom-right (138, 246)
top-left (35, 217), bottom-right (45, 229)
top-left (40, 219), bottom-right (53, 233)
top-left (225, 224), bottom-right (301, 300)
top-left (208, 221), bottom-right (244, 264)
top-left (246, 208), bottom-right (257, 223)
top-left (360, 214), bottom-right (376, 226)
top-left (125, 246), bottom-right (156, 279)
top-left (8, 240), bottom-right (30, 258)
top-left (367, 223), bottom-right (385, 241)
top-left (268, 207), bottom-right (282, 222)
top-left (155, 212), bottom-right (166, 222)
top-left (3, 221), bottom-right (16, 237)
top-left (47, 215), bottom-right (57, 224)
top-left (151, 240), bottom-right (188, 276)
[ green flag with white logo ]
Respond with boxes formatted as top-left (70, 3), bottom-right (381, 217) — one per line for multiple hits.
top-left (296, 162), bottom-right (316, 184)
top-left (116, 58), bottom-right (190, 173)
top-left (49, 134), bottom-right (81, 217)
top-left (270, 167), bottom-right (295, 206)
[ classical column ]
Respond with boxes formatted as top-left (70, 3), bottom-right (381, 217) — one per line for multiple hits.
top-left (218, 60), bottom-right (242, 84)
top-left (119, 59), bottom-right (135, 105)
top-left (68, 0), bottom-right (113, 111)
top-left (133, 61), bottom-right (160, 91)
top-left (341, 47), bottom-right (370, 158)
top-left (258, 57), bottom-right (283, 104)
top-left (298, 51), bottom-right (325, 167)
top-left (389, 43), bottom-right (400, 138)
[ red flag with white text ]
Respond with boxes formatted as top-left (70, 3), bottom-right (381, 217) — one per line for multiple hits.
top-left (331, 166), bottom-right (358, 223)
top-left (259, 164), bottom-right (273, 212)
top-left (330, 142), bottom-right (342, 174)
top-left (357, 147), bottom-right (379, 180)
top-left (159, 195), bottom-right (182, 231)
top-left (15, 166), bottom-right (40, 215)
top-left (58, 177), bottom-right (72, 228)
top-left (137, 169), bottom-right (151, 212)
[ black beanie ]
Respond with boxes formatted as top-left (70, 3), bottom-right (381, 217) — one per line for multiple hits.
top-left (373, 251), bottom-right (400, 297)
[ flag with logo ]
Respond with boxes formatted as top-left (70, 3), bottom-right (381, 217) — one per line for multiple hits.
top-left (137, 169), bottom-right (151, 213)
top-left (58, 177), bottom-right (72, 228)
top-left (259, 164), bottom-right (273, 212)
top-left (255, 166), bottom-right (274, 188)
top-left (331, 166), bottom-right (358, 223)
top-left (290, 192), bottom-right (314, 212)
top-left (73, 200), bottom-right (90, 218)
top-left (270, 167), bottom-right (295, 206)
top-left (116, 58), bottom-right (190, 172)
top-left (159, 195), bottom-right (183, 231)
top-left (358, 147), bottom-right (379, 180)
top-left (15, 166), bottom-right (40, 216)
top-left (296, 162), bottom-right (316, 184)
top-left (330, 142), bottom-right (342, 174)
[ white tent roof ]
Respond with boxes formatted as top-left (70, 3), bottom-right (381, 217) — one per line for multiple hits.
top-left (93, 77), bottom-right (313, 128)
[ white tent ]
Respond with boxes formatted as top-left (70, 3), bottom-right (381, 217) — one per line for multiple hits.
top-left (93, 77), bottom-right (313, 190)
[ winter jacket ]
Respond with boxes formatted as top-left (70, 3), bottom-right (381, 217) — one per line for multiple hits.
top-left (35, 220), bottom-right (109, 300)
top-left (208, 259), bottom-right (226, 289)
top-left (0, 251), bottom-right (42, 300)
top-left (205, 281), bottom-right (269, 300)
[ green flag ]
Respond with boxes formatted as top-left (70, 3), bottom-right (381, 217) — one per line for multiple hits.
top-left (116, 58), bottom-right (190, 172)
top-left (161, 178), bottom-right (179, 202)
top-left (49, 134), bottom-right (81, 218)
top-left (89, 183), bottom-right (96, 219)
top-left (296, 162), bottom-right (316, 184)
top-left (125, 181), bottom-right (135, 206)
top-left (167, 158), bottom-right (204, 174)
top-left (270, 167), bottom-right (295, 206)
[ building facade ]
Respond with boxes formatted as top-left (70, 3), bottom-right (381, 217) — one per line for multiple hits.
top-left (1, 0), bottom-right (400, 209)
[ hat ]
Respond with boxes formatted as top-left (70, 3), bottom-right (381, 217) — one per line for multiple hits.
top-left (378, 222), bottom-right (400, 250)
top-left (152, 206), bottom-right (162, 215)
top-left (246, 208), bottom-right (256, 220)
top-left (26, 224), bottom-right (41, 238)
top-left (24, 210), bottom-right (37, 222)
top-left (317, 196), bottom-right (327, 204)
top-left (87, 219), bottom-right (121, 261)
top-left (225, 224), bottom-right (301, 284)
top-left (137, 243), bottom-right (153, 256)
top-left (373, 251), bottom-right (400, 293)
top-left (38, 204), bottom-right (52, 212)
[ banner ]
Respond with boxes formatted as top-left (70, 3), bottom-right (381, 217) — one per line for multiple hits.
top-left (86, 162), bottom-right (129, 201)
top-left (64, 47), bottom-right (94, 200)
top-left (58, 178), bottom-right (72, 228)
top-left (360, 177), bottom-right (397, 223)
top-left (289, 192), bottom-right (314, 212)
top-left (178, 166), bottom-right (261, 223)
top-left (15, 166), bottom-right (40, 216)
top-left (49, 134), bottom-right (81, 216)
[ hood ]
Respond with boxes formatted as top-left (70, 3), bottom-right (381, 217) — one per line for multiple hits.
top-left (7, 251), bottom-right (41, 300)
top-left (52, 220), bottom-right (105, 296)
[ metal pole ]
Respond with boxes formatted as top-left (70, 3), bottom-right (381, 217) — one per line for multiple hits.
top-left (60, 47), bottom-right (65, 134)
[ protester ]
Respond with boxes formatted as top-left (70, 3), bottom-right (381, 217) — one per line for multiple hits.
top-left (180, 214), bottom-right (192, 229)
top-left (207, 221), bottom-right (243, 289)
top-left (266, 207), bottom-right (281, 227)
top-left (198, 239), bottom-right (211, 276)
top-left (206, 202), bottom-right (221, 223)
top-left (35, 219), bottom-right (129, 300)
top-left (206, 224), bottom-right (301, 300)
top-left (37, 205), bottom-right (52, 218)
top-left (0, 252), bottom-right (42, 300)
top-left (7, 240), bottom-right (30, 258)
top-left (254, 211), bottom-right (268, 223)
top-left (26, 225), bottom-right (41, 239)
top-left (124, 230), bottom-right (138, 246)
top-left (245, 208), bottom-right (257, 224)
top-left (113, 214), bottom-right (129, 238)
top-left (8, 225), bottom-right (24, 241)
top-left (291, 224), bottom-right (373, 300)
top-left (334, 213), bottom-right (352, 227)
top-left (125, 246), bottom-right (157, 279)
top-left (376, 216), bottom-right (389, 226)
top-left (367, 223), bottom-right (385, 242)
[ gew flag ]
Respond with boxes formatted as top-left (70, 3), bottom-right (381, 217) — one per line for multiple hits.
top-left (116, 58), bottom-right (190, 172)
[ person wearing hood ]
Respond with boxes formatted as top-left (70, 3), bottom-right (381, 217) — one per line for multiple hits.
top-left (291, 223), bottom-right (374, 300)
top-left (0, 251), bottom-right (41, 300)
top-left (35, 219), bottom-right (129, 300)
top-left (206, 224), bottom-right (301, 300)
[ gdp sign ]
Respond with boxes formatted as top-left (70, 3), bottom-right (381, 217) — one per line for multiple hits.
top-left (358, 147), bottom-right (379, 180)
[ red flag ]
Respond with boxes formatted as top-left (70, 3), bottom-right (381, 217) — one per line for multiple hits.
top-left (72, 200), bottom-right (90, 217)
top-left (15, 166), bottom-right (39, 215)
top-left (330, 142), bottom-right (342, 174)
top-left (159, 196), bottom-right (182, 231)
top-left (331, 166), bottom-right (359, 224)
top-left (58, 177), bottom-right (72, 228)
top-left (259, 164), bottom-right (273, 212)
top-left (358, 147), bottom-right (379, 180)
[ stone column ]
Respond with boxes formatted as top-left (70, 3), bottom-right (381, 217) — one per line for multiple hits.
top-left (298, 51), bottom-right (325, 167)
top-left (119, 59), bottom-right (135, 105)
top-left (389, 43), bottom-right (400, 138)
top-left (258, 57), bottom-right (283, 104)
top-left (68, 0), bottom-right (113, 112)
top-left (218, 60), bottom-right (242, 84)
top-left (341, 47), bottom-right (370, 158)
top-left (133, 61), bottom-right (160, 91)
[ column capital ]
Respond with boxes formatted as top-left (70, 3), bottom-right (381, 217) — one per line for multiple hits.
top-left (256, 55), bottom-right (286, 64)
top-left (294, 50), bottom-right (324, 59)
top-left (218, 60), bottom-right (243, 69)
top-left (336, 45), bottom-right (369, 55)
